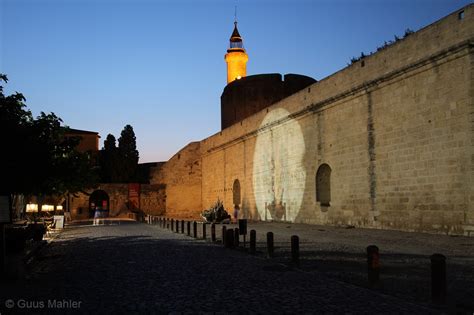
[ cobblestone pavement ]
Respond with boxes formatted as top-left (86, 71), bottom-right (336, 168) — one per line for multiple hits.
top-left (0, 221), bottom-right (469, 314)
top-left (214, 221), bottom-right (474, 313)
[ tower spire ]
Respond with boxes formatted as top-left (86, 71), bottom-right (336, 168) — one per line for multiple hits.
top-left (225, 16), bottom-right (248, 84)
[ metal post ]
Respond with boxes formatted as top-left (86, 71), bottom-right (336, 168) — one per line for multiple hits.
top-left (202, 223), bottom-right (207, 240)
top-left (431, 253), bottom-right (447, 303)
top-left (222, 226), bottom-right (227, 245)
top-left (193, 221), bottom-right (197, 238)
top-left (211, 223), bottom-right (216, 242)
top-left (250, 230), bottom-right (256, 254)
top-left (234, 228), bottom-right (239, 247)
top-left (291, 235), bottom-right (299, 267)
top-left (187, 221), bottom-right (191, 236)
top-left (225, 228), bottom-right (234, 248)
top-left (181, 220), bottom-right (184, 234)
top-left (267, 232), bottom-right (274, 258)
top-left (367, 245), bottom-right (380, 287)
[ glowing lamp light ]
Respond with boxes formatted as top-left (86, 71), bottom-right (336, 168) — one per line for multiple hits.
top-left (236, 76), bottom-right (242, 80)
top-left (56, 205), bottom-right (63, 211)
top-left (41, 204), bottom-right (54, 212)
top-left (26, 203), bottom-right (38, 212)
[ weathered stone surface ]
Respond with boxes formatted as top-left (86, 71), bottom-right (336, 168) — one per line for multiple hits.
top-left (151, 5), bottom-right (474, 235)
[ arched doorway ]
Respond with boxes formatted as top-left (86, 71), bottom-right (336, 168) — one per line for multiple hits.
top-left (89, 190), bottom-right (110, 218)
top-left (233, 179), bottom-right (241, 221)
top-left (233, 179), bottom-right (241, 207)
top-left (316, 164), bottom-right (331, 207)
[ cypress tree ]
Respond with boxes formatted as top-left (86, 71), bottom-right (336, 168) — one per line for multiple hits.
top-left (118, 125), bottom-right (139, 182)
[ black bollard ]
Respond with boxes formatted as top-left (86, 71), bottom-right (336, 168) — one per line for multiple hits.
top-left (175, 219), bottom-right (178, 233)
top-left (250, 230), bottom-right (256, 254)
top-left (367, 245), bottom-right (380, 286)
top-left (181, 220), bottom-right (184, 234)
top-left (431, 253), bottom-right (447, 303)
top-left (193, 221), bottom-right (197, 238)
top-left (187, 221), bottom-right (191, 236)
top-left (202, 223), bottom-right (207, 240)
top-left (291, 235), bottom-right (300, 266)
top-left (267, 232), bottom-right (274, 258)
top-left (222, 226), bottom-right (227, 245)
top-left (234, 228), bottom-right (239, 247)
top-left (211, 224), bottom-right (216, 242)
top-left (171, 219), bottom-right (174, 231)
top-left (225, 229), bottom-right (234, 248)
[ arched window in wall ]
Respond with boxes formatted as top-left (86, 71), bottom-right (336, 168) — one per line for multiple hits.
top-left (233, 179), bottom-right (241, 207)
top-left (316, 164), bottom-right (331, 207)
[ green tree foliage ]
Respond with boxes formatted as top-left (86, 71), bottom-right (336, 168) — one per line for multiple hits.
top-left (99, 134), bottom-right (120, 182)
top-left (118, 125), bottom-right (139, 182)
top-left (99, 125), bottom-right (139, 183)
top-left (0, 74), bottom-right (97, 195)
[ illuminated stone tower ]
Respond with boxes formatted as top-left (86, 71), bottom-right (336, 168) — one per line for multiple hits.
top-left (225, 21), bottom-right (248, 84)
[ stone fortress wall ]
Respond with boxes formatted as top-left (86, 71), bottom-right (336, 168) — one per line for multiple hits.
top-left (150, 142), bottom-right (202, 219)
top-left (69, 183), bottom-right (166, 220)
top-left (151, 5), bottom-right (474, 235)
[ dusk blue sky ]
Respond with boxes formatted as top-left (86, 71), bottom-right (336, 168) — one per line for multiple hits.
top-left (1, 0), bottom-right (471, 162)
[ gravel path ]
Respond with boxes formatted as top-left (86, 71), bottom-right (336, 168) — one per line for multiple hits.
top-left (1, 221), bottom-right (448, 314)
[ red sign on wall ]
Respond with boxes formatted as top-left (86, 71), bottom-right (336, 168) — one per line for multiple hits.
top-left (128, 183), bottom-right (140, 210)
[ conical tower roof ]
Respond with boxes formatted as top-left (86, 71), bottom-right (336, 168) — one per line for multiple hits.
top-left (228, 21), bottom-right (244, 51)
top-left (230, 22), bottom-right (242, 42)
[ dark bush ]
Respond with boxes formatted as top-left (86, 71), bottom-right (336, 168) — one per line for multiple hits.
top-left (27, 223), bottom-right (46, 241)
top-left (5, 226), bottom-right (29, 253)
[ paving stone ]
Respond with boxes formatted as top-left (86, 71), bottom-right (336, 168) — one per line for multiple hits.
top-left (2, 222), bottom-right (470, 313)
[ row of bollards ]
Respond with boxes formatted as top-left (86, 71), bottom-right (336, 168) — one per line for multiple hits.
top-left (146, 215), bottom-right (447, 303)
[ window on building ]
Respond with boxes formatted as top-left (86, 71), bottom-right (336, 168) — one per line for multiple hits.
top-left (316, 164), bottom-right (331, 207)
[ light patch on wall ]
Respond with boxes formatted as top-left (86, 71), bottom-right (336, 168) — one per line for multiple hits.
top-left (253, 108), bottom-right (306, 222)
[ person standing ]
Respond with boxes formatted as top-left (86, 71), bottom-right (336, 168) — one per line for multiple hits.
top-left (233, 205), bottom-right (240, 223)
